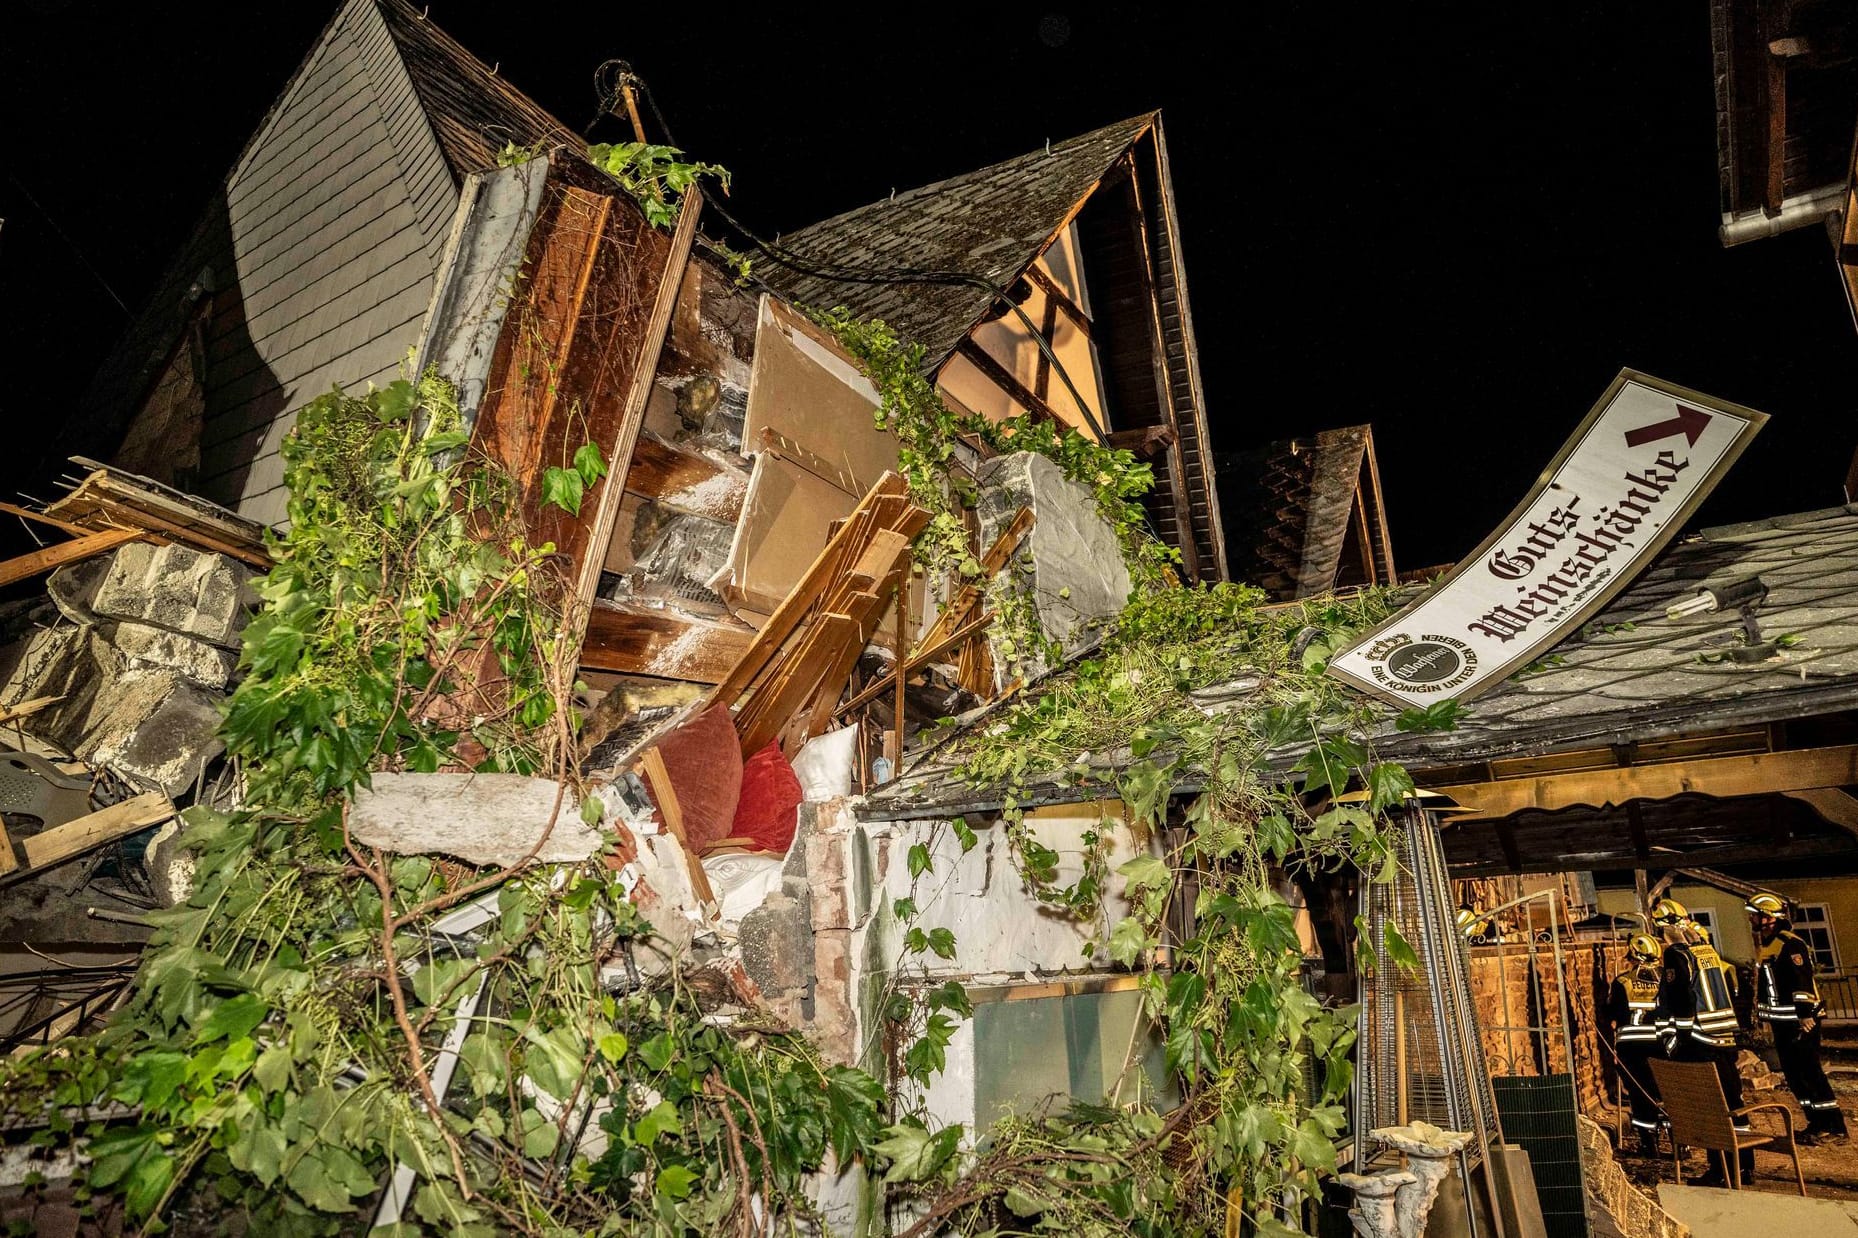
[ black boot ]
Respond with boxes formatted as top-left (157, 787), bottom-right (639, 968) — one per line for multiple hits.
top-left (1637, 1130), bottom-right (1659, 1157)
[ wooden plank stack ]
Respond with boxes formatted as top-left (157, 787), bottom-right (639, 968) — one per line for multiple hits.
top-left (707, 471), bottom-right (929, 757)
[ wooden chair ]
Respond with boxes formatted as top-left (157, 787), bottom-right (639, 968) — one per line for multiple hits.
top-left (1649, 1057), bottom-right (1807, 1195)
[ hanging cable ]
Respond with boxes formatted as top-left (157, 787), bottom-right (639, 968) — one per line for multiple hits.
top-left (625, 73), bottom-right (1114, 442)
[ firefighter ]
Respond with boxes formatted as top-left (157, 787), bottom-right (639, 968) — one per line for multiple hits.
top-left (1748, 891), bottom-right (1848, 1143)
top-left (1652, 898), bottom-right (1753, 1184)
top-left (1606, 933), bottom-right (1666, 1155)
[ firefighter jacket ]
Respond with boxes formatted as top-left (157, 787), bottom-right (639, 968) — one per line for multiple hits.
top-left (1658, 939), bottom-right (1739, 1048)
top-left (1606, 967), bottom-right (1662, 1045)
top-left (1756, 928), bottom-right (1825, 1024)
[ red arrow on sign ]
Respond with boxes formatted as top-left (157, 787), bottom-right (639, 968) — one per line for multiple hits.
top-left (1624, 404), bottom-right (1710, 449)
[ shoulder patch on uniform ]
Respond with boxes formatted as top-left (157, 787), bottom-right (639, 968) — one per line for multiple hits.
top-left (1791, 951), bottom-right (1807, 967)
top-left (1665, 967), bottom-right (1677, 982)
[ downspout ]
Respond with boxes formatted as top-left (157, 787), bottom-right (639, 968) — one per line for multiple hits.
top-left (1718, 182), bottom-right (1846, 247)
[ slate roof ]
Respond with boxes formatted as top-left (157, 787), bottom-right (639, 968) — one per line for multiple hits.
top-left (756, 114), bottom-right (1156, 371)
top-left (860, 505), bottom-right (1858, 820)
top-left (1220, 425), bottom-right (1392, 600)
top-left (67, 0), bottom-right (577, 527)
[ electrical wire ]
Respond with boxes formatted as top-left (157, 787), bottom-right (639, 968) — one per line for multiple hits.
top-left (623, 73), bottom-right (1115, 443)
top-left (4, 171), bottom-right (129, 314)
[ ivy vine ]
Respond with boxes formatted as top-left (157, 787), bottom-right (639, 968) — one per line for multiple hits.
top-left (0, 377), bottom-right (890, 1236)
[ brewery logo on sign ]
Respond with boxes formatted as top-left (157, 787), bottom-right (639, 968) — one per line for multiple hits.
top-left (1360, 632), bottom-right (1478, 695)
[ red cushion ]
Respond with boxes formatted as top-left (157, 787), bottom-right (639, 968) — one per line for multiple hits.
top-left (731, 742), bottom-right (803, 856)
top-left (645, 702), bottom-right (742, 853)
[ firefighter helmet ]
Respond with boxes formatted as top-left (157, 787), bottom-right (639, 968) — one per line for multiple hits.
top-left (1745, 891), bottom-right (1788, 919)
top-left (1456, 907), bottom-right (1480, 937)
top-left (1627, 934), bottom-right (1660, 964)
top-left (1650, 898), bottom-right (1688, 927)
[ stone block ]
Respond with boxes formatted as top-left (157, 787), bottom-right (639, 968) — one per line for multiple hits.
top-left (739, 891), bottom-right (812, 998)
top-left (109, 621), bottom-right (238, 689)
top-left (974, 452), bottom-right (1132, 677)
top-left (90, 542), bottom-right (255, 649)
top-left (46, 554), bottom-right (114, 625)
top-left (349, 773), bottom-right (607, 866)
top-left (78, 668), bottom-right (226, 797)
top-left (0, 624), bottom-right (123, 757)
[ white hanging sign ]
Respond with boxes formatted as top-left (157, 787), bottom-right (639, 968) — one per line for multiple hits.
top-left (1326, 370), bottom-right (1767, 707)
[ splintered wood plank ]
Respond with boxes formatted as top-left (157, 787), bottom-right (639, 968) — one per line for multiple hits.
top-left (579, 602), bottom-right (755, 685)
top-left (802, 582), bottom-right (897, 741)
top-left (14, 792), bottom-right (173, 875)
top-left (737, 613), bottom-right (858, 755)
top-left (916, 508), bottom-right (1034, 651)
top-left (470, 165), bottom-right (700, 634)
top-left (639, 746), bottom-right (717, 910)
top-left (706, 471), bottom-right (911, 707)
top-left (0, 528), bottom-right (141, 590)
top-left (624, 434), bottom-right (749, 521)
top-left (837, 611), bottom-right (995, 717)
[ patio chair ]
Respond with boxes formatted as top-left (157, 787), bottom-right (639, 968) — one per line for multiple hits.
top-left (1648, 1057), bottom-right (1807, 1195)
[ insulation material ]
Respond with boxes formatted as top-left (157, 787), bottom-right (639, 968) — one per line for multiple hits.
top-left (628, 506), bottom-right (736, 605)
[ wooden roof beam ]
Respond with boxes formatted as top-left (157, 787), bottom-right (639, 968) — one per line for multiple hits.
top-left (1436, 743), bottom-right (1858, 820)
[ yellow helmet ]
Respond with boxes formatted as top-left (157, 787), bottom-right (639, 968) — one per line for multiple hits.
top-left (1745, 892), bottom-right (1788, 919)
top-left (1650, 898), bottom-right (1688, 927)
top-left (1456, 907), bottom-right (1480, 937)
top-left (1627, 934), bottom-right (1660, 964)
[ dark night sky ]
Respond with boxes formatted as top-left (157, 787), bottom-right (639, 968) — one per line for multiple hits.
top-left (3, 4), bottom-right (1854, 570)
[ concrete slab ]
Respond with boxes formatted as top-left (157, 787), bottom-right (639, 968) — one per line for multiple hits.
top-left (1658, 1182), bottom-right (1858, 1235)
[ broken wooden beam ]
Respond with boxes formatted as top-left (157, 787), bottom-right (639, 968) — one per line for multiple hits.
top-left (4, 791), bottom-right (174, 880)
top-left (707, 471), bottom-right (915, 707)
top-left (0, 528), bottom-right (142, 590)
top-left (836, 611), bottom-right (996, 717)
top-left (624, 433), bottom-right (750, 522)
top-left (1436, 744), bottom-right (1858, 821)
top-left (580, 600), bottom-right (756, 684)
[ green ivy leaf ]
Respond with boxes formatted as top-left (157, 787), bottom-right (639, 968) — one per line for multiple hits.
top-left (573, 441), bottom-right (609, 487)
top-left (907, 844), bottom-right (932, 880)
top-left (1108, 916), bottom-right (1150, 966)
top-left (633, 1099), bottom-right (680, 1146)
top-left (951, 817), bottom-right (977, 852)
top-left (597, 1032), bottom-right (629, 1063)
top-left (822, 1066), bottom-right (885, 1164)
top-left (655, 1164), bottom-right (700, 1199)
top-left (193, 993), bottom-right (268, 1044)
top-left (875, 1122), bottom-right (962, 1183)
top-left (637, 1031), bottom-right (675, 1073)
top-left (252, 1043), bottom-right (293, 1094)
top-left (541, 466), bottom-right (584, 516)
top-left (926, 927), bottom-right (957, 959)
top-left (892, 896), bottom-right (917, 920)
top-left (1366, 761), bottom-right (1417, 812)
top-left (1383, 922), bottom-right (1421, 973)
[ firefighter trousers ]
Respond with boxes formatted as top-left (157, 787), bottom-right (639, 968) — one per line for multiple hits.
top-left (1616, 1040), bottom-right (1662, 1136)
top-left (1774, 1021), bottom-right (1847, 1135)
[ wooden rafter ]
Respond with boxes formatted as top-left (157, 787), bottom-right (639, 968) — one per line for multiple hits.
top-left (1436, 744), bottom-right (1858, 821)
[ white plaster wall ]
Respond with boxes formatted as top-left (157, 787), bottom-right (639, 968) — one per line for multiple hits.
top-left (821, 801), bottom-right (1156, 1134)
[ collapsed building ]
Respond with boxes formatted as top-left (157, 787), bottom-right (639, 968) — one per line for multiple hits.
top-left (0, 0), bottom-right (1236, 1206)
